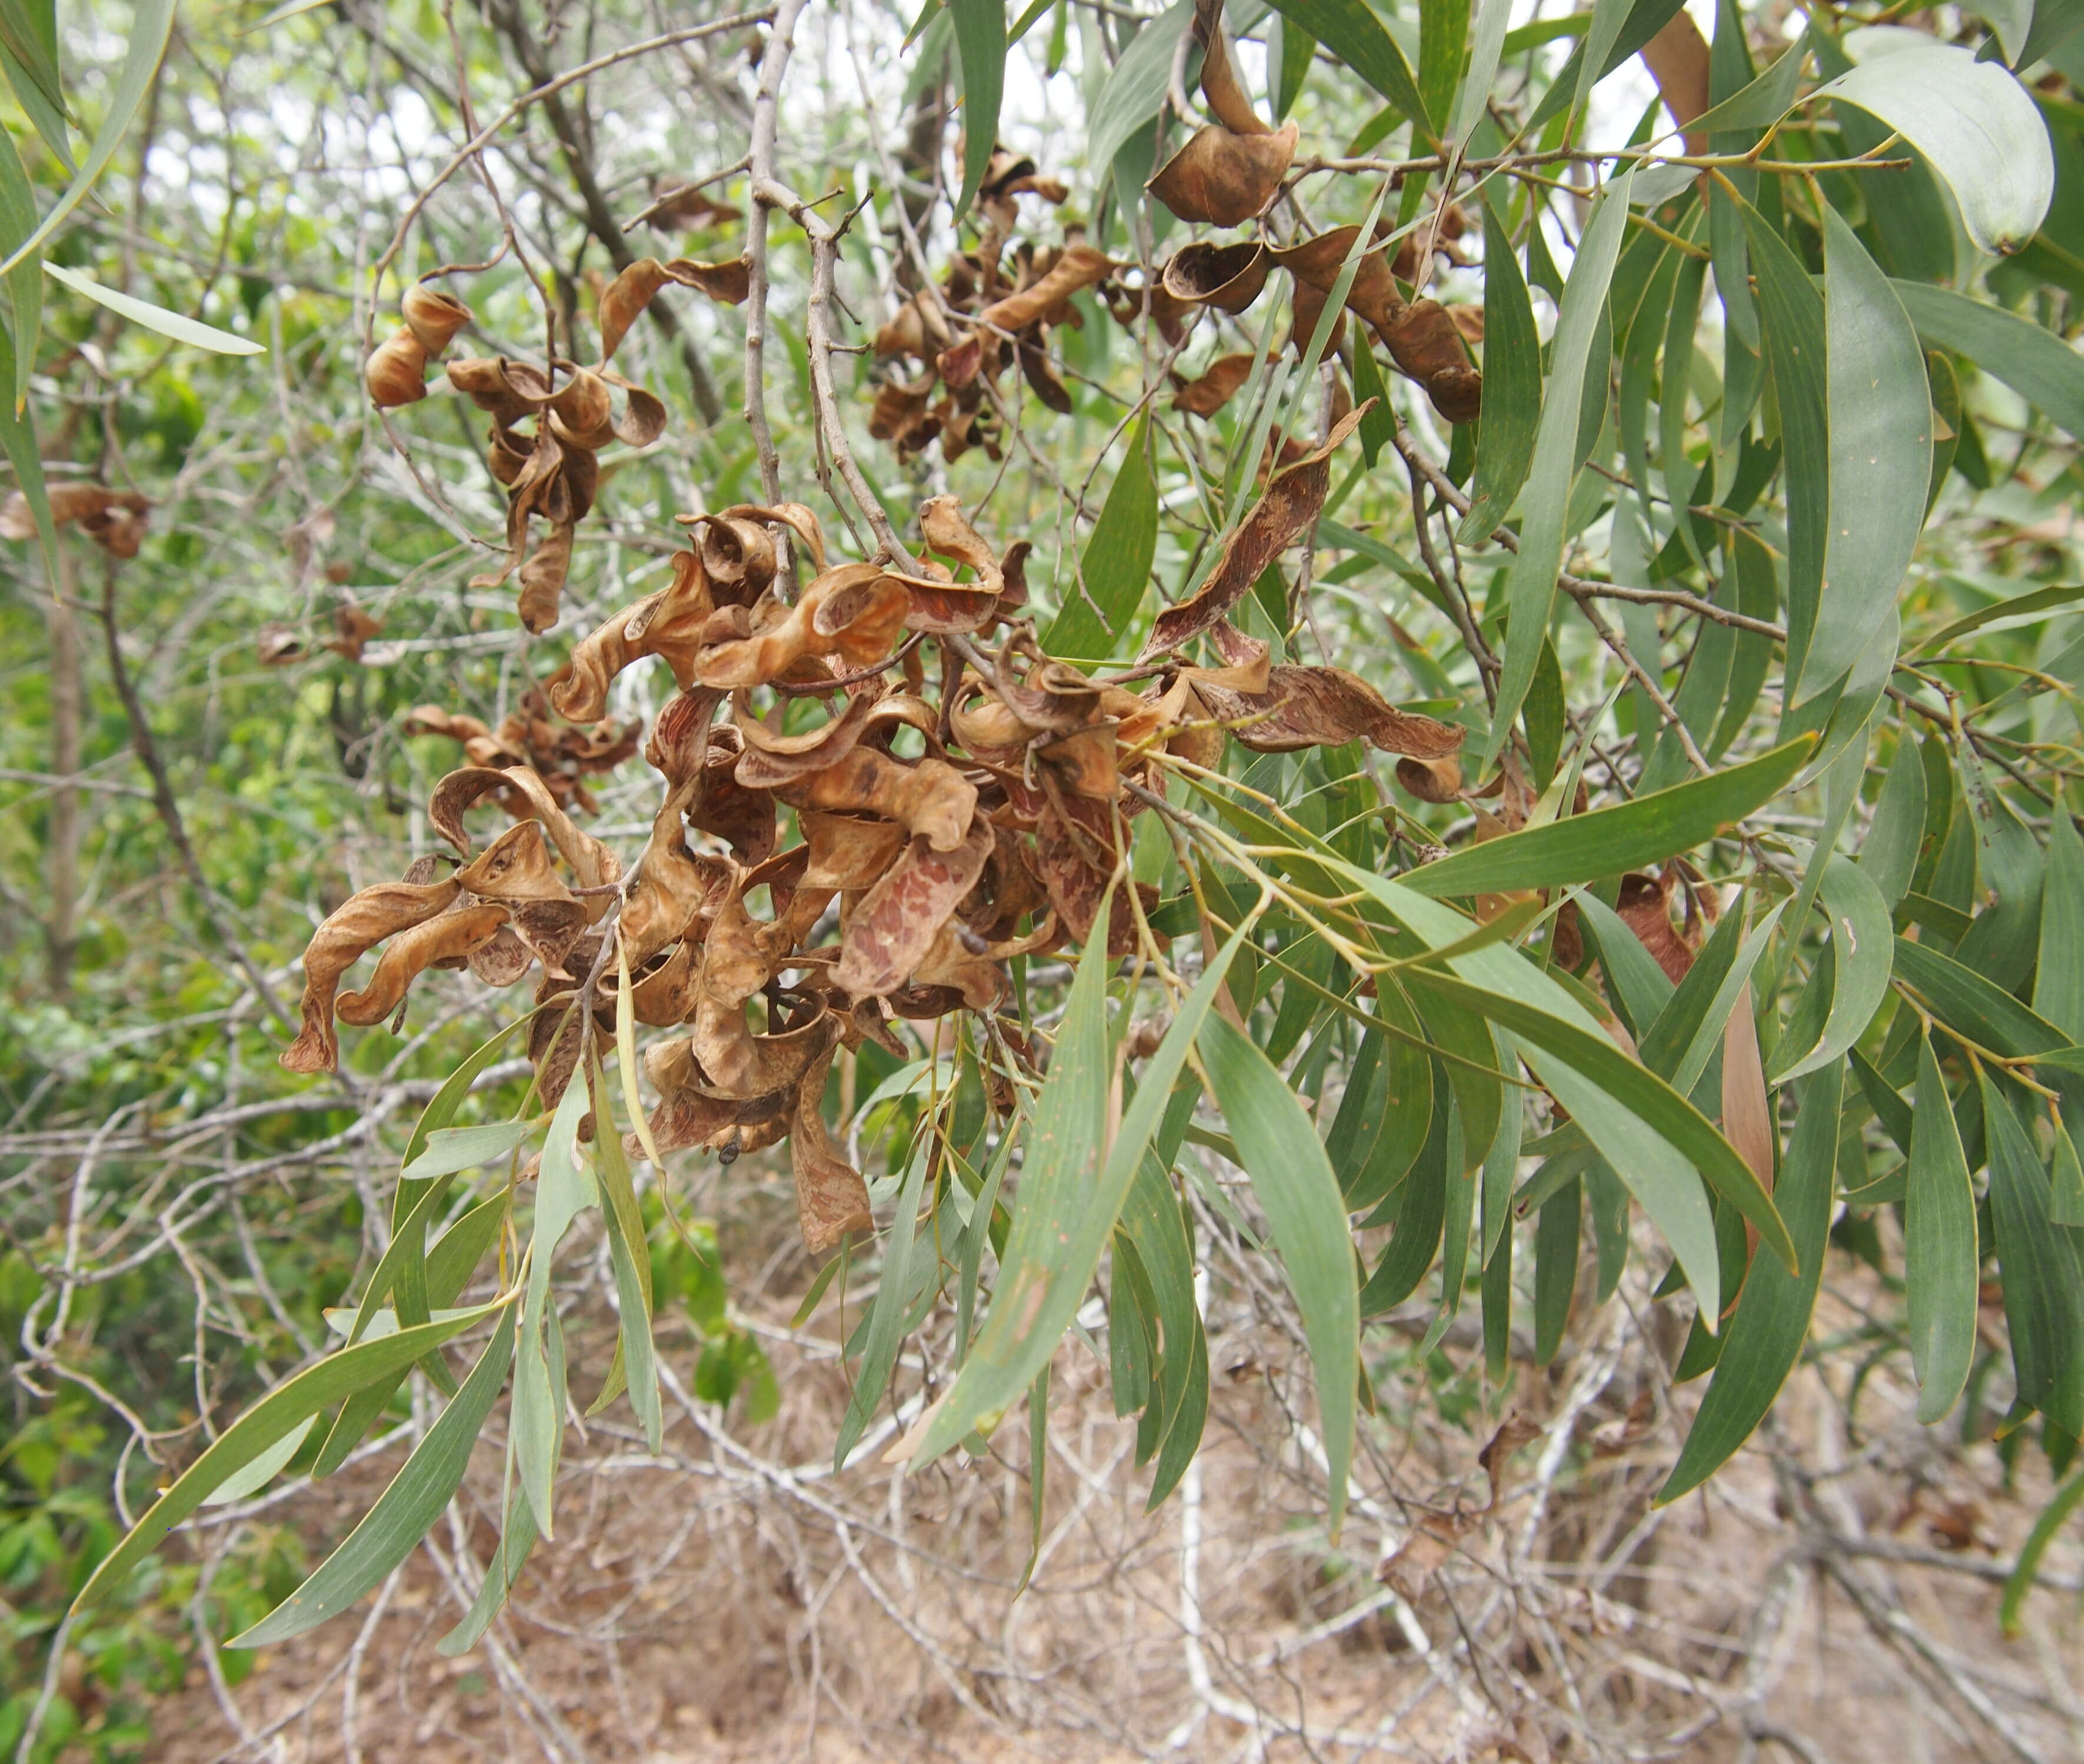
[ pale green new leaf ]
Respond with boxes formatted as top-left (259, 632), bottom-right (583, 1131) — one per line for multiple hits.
top-left (44, 262), bottom-right (266, 355)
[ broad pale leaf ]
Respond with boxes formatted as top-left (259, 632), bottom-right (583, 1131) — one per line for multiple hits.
top-left (1813, 42), bottom-right (2052, 257)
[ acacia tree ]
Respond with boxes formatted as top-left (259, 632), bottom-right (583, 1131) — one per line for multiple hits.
top-left (8, 0), bottom-right (2084, 1753)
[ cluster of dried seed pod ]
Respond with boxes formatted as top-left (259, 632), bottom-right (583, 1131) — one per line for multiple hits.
top-left (1124, 0), bottom-right (1484, 426)
top-left (283, 473), bottom-right (1466, 1252)
top-left (365, 251), bottom-right (749, 633)
top-left (869, 145), bottom-right (1098, 460)
top-left (405, 689), bottom-right (640, 815)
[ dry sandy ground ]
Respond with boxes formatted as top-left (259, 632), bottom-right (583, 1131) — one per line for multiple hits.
top-left (134, 1238), bottom-right (2084, 1764)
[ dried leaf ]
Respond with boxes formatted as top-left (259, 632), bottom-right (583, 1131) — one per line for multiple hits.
top-left (1639, 11), bottom-right (1711, 157)
top-left (1194, 665), bottom-right (1466, 757)
top-left (1477, 1414), bottom-right (1542, 1508)
top-left (554, 556), bottom-right (714, 723)
top-left (1397, 755), bottom-right (1466, 803)
top-left (635, 178), bottom-right (742, 231)
top-left (776, 747), bottom-right (978, 853)
top-left (1144, 404), bottom-right (1370, 655)
top-left (790, 1042), bottom-right (871, 1252)
top-left (598, 255), bottom-right (751, 362)
top-left (336, 902), bottom-right (509, 1027)
top-left (454, 821), bottom-right (589, 971)
top-left (428, 764), bottom-right (620, 897)
top-left (2, 483), bottom-right (151, 556)
top-left (976, 244), bottom-right (1111, 334)
top-left (1381, 300), bottom-right (1483, 425)
top-left (732, 685), bottom-right (885, 787)
top-left (1615, 871), bottom-right (1695, 984)
top-left (516, 521), bottom-right (577, 634)
top-left (834, 817), bottom-right (995, 998)
top-left (281, 878), bottom-right (461, 1073)
top-left (695, 564), bottom-right (909, 688)
top-left (1161, 241), bottom-right (1271, 314)
top-left (1193, 0), bottom-right (1271, 137)
top-left (1173, 353), bottom-right (1257, 417)
top-left (1148, 122), bottom-right (1298, 227)
top-left (1376, 1514), bottom-right (1472, 1600)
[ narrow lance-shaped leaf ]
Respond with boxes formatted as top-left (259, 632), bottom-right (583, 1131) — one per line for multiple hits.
top-left (1659, 1060), bottom-right (1840, 1503)
top-left (516, 1075), bottom-right (595, 1535)
top-left (1, 0), bottom-right (177, 275)
top-left (43, 261), bottom-right (265, 356)
top-left (1894, 281), bottom-right (2084, 449)
top-left (1791, 209), bottom-right (1925, 712)
top-left (833, 1129), bottom-right (932, 1469)
top-left (897, 910), bottom-right (1253, 1467)
top-left (1771, 857), bottom-right (1893, 1082)
top-left (2035, 790), bottom-right (2084, 1043)
top-left (2002, 1469), bottom-right (2084, 1636)
top-left (1485, 168), bottom-right (1635, 771)
top-left (1858, 736), bottom-right (1927, 909)
top-left (1264, 0), bottom-right (1433, 144)
top-left (1906, 1033), bottom-right (1978, 1425)
top-left (950, 0), bottom-right (1007, 221)
top-left (1740, 195), bottom-right (1828, 697)
top-left (71, 1298), bottom-right (511, 1613)
top-left (1980, 1073), bottom-right (2084, 1439)
top-left (438, 1480), bottom-right (538, 1656)
top-left (1043, 415), bottom-right (1157, 661)
top-left (0, 123), bottom-right (42, 411)
top-left (1086, 2), bottom-right (1192, 181)
top-left (230, 1310), bottom-right (519, 1647)
top-left (1198, 1013), bottom-right (1359, 1537)
top-left (1403, 736), bottom-right (1809, 901)
top-left (1457, 191), bottom-right (1540, 546)
top-left (1449, 0), bottom-right (1513, 152)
